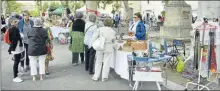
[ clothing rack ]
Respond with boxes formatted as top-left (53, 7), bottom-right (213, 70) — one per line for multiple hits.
top-left (185, 22), bottom-right (219, 90)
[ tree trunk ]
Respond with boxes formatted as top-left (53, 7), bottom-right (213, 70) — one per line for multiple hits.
top-left (86, 1), bottom-right (97, 22)
top-left (122, 0), bottom-right (132, 33)
top-left (103, 3), bottom-right (107, 10)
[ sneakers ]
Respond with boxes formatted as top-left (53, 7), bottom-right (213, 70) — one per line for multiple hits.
top-left (102, 78), bottom-right (108, 82)
top-left (91, 77), bottom-right (98, 81)
top-left (25, 66), bottom-right (30, 71)
top-left (13, 77), bottom-right (23, 83)
top-left (72, 63), bottom-right (79, 66)
top-left (33, 76), bottom-right (37, 81)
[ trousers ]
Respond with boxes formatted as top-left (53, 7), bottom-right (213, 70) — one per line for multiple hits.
top-left (29, 55), bottom-right (46, 75)
top-left (22, 43), bottom-right (29, 67)
top-left (85, 45), bottom-right (96, 73)
top-left (93, 51), bottom-right (112, 79)
top-left (13, 53), bottom-right (22, 78)
top-left (72, 52), bottom-right (84, 64)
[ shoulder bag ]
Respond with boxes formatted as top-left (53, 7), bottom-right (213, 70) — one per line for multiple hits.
top-left (92, 29), bottom-right (105, 51)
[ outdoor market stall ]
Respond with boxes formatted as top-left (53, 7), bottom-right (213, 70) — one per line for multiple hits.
top-left (110, 34), bottom-right (172, 90)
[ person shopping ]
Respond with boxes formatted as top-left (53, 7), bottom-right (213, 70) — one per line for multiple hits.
top-left (69, 12), bottom-right (85, 66)
top-left (84, 14), bottom-right (98, 74)
top-left (43, 18), bottom-right (54, 75)
top-left (92, 18), bottom-right (116, 81)
top-left (18, 10), bottom-right (34, 72)
top-left (129, 13), bottom-right (146, 40)
top-left (8, 18), bottom-right (25, 83)
top-left (27, 18), bottom-right (48, 81)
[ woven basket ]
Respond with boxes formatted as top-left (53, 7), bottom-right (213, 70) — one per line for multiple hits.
top-left (130, 40), bottom-right (147, 50)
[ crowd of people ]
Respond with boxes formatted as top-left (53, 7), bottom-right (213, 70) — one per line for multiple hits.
top-left (1, 10), bottom-right (147, 83)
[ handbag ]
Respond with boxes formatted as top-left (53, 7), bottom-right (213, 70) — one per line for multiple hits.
top-left (92, 29), bottom-right (105, 51)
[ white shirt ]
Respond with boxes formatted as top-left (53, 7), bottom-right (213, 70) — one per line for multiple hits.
top-left (84, 21), bottom-right (98, 48)
top-left (11, 41), bottom-right (25, 54)
top-left (129, 20), bottom-right (141, 33)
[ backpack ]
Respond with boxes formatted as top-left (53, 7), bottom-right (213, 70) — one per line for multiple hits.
top-left (3, 28), bottom-right (11, 44)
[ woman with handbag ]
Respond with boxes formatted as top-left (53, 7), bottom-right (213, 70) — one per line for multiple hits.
top-left (27, 18), bottom-right (48, 81)
top-left (43, 18), bottom-right (54, 75)
top-left (91, 18), bottom-right (116, 82)
top-left (69, 12), bottom-right (85, 66)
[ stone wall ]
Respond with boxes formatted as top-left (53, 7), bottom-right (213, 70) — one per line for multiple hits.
top-left (197, 1), bottom-right (220, 19)
top-left (161, 1), bottom-right (192, 40)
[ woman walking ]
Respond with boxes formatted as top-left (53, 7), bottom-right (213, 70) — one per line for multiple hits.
top-left (27, 18), bottom-right (48, 81)
top-left (92, 18), bottom-right (116, 81)
top-left (69, 12), bottom-right (85, 66)
top-left (43, 18), bottom-right (54, 75)
top-left (8, 18), bottom-right (25, 83)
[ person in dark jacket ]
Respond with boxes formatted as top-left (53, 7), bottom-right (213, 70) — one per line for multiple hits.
top-left (27, 18), bottom-right (48, 81)
top-left (1, 15), bottom-right (6, 25)
top-left (18, 10), bottom-right (34, 72)
top-left (8, 17), bottom-right (25, 83)
top-left (69, 12), bottom-right (85, 66)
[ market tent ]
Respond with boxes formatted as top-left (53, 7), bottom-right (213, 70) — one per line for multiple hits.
top-left (52, 7), bottom-right (64, 14)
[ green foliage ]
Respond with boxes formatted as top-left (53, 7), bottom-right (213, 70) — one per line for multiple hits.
top-left (164, 0), bottom-right (169, 5)
top-left (112, 1), bottom-right (121, 12)
top-left (42, 2), bottom-right (49, 12)
top-left (6, 1), bottom-right (22, 14)
top-left (161, 11), bottom-right (165, 16)
top-left (60, 0), bottom-right (69, 8)
top-left (69, 1), bottom-right (84, 12)
top-left (35, 0), bottom-right (42, 11)
top-left (49, 2), bottom-right (62, 11)
top-left (29, 8), bottom-right (40, 17)
top-left (97, 0), bottom-right (114, 9)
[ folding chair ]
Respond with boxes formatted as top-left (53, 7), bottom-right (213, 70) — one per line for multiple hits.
top-left (166, 39), bottom-right (186, 69)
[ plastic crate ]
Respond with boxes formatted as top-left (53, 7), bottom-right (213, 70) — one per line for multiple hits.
top-left (133, 56), bottom-right (149, 62)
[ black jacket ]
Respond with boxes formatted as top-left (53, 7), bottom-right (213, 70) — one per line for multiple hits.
top-left (72, 19), bottom-right (85, 32)
top-left (70, 19), bottom-right (85, 44)
top-left (8, 26), bottom-right (23, 54)
top-left (27, 27), bottom-right (48, 56)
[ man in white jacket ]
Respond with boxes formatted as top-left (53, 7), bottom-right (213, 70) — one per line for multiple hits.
top-left (84, 14), bottom-right (98, 74)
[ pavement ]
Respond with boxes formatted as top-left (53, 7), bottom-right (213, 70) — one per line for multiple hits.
top-left (1, 40), bottom-right (169, 90)
top-left (1, 26), bottom-right (219, 90)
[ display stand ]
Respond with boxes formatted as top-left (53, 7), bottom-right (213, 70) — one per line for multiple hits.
top-left (185, 22), bottom-right (219, 90)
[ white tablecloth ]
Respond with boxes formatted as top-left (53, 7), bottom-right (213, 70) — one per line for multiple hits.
top-left (50, 27), bottom-right (70, 38)
top-left (111, 42), bottom-right (131, 80)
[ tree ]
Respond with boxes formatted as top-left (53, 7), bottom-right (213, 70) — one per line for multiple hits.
top-left (122, 0), bottom-right (132, 33)
top-left (112, 1), bottom-right (121, 12)
top-left (42, 2), bottom-right (49, 12)
top-left (97, 0), bottom-right (114, 9)
top-left (49, 2), bottom-right (62, 11)
top-left (69, 1), bottom-right (84, 12)
top-left (6, 1), bottom-right (22, 14)
top-left (60, 0), bottom-right (69, 8)
top-left (164, 0), bottom-right (169, 6)
top-left (29, 9), bottom-right (40, 17)
top-left (35, 0), bottom-right (43, 16)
